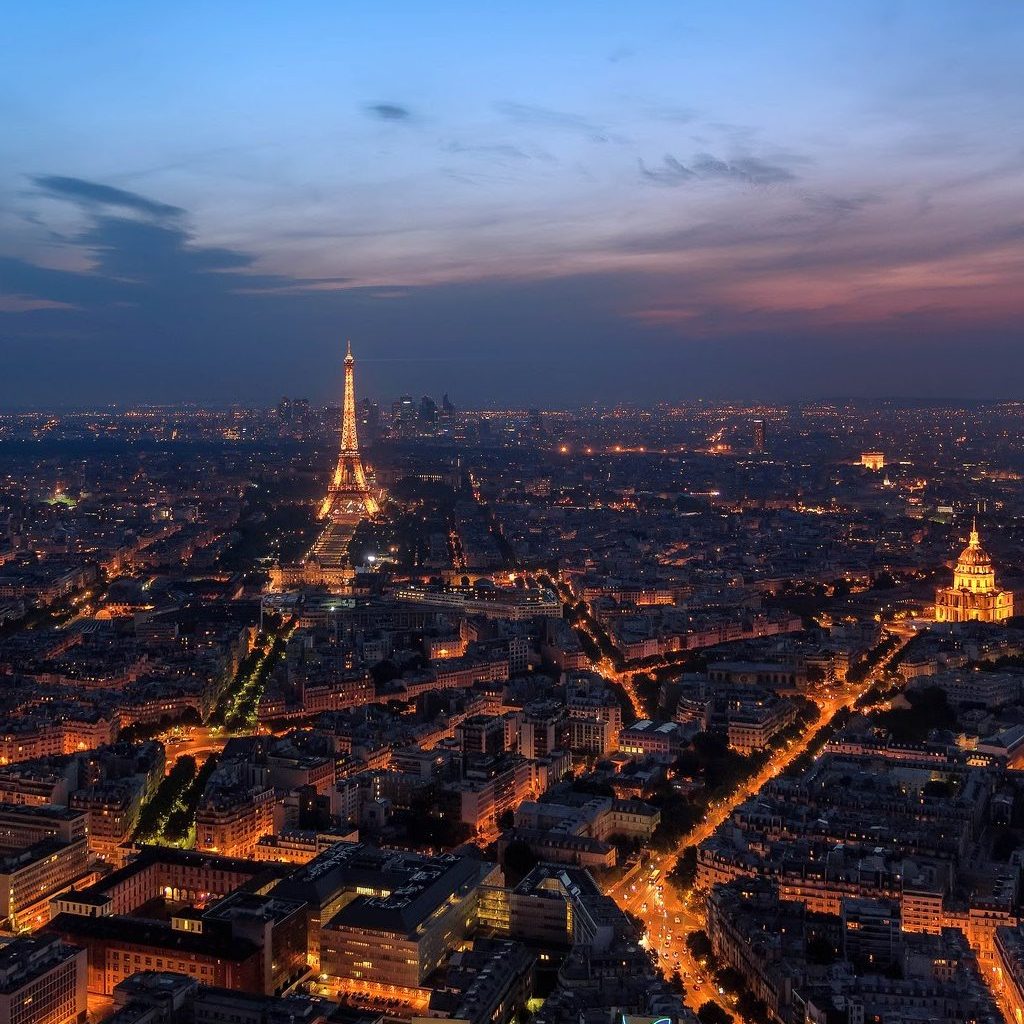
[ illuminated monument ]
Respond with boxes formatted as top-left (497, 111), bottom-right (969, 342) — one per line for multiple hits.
top-left (935, 521), bottom-right (1013, 623)
top-left (271, 342), bottom-right (381, 590)
top-left (321, 341), bottom-right (380, 520)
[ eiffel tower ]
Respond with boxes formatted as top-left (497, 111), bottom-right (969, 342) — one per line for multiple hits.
top-left (270, 342), bottom-right (381, 589)
top-left (321, 341), bottom-right (380, 519)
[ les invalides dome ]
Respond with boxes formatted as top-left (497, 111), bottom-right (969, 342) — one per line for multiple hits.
top-left (935, 521), bottom-right (1013, 623)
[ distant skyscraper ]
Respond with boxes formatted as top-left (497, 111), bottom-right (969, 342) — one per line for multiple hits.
top-left (392, 394), bottom-right (416, 437)
top-left (528, 408), bottom-right (545, 438)
top-left (358, 398), bottom-right (380, 446)
top-left (439, 393), bottom-right (455, 435)
top-left (276, 397), bottom-right (309, 428)
top-left (752, 418), bottom-right (766, 453)
top-left (419, 395), bottom-right (438, 425)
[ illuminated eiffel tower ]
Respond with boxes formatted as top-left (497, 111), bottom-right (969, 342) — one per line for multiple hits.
top-left (271, 342), bottom-right (381, 590)
top-left (320, 341), bottom-right (380, 519)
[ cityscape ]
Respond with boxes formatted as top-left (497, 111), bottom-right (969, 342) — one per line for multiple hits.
top-left (3, 346), bottom-right (1024, 1024)
top-left (3, 4), bottom-right (1024, 1024)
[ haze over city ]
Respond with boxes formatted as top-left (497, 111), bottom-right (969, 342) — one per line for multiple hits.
top-left (3, 1), bottom-right (1024, 406)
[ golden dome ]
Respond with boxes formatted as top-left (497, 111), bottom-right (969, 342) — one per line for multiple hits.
top-left (956, 523), bottom-right (992, 569)
top-left (936, 518), bottom-right (1013, 622)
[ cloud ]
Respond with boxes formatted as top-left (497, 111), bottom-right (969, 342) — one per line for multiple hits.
top-left (442, 141), bottom-right (532, 161)
top-left (364, 102), bottom-right (412, 121)
top-left (0, 294), bottom-right (77, 314)
top-left (690, 153), bottom-right (797, 185)
top-left (639, 155), bottom-right (695, 185)
top-left (639, 152), bottom-right (798, 187)
top-left (799, 192), bottom-right (882, 217)
top-left (82, 216), bottom-right (256, 280)
top-left (31, 175), bottom-right (184, 219)
top-left (493, 101), bottom-right (619, 142)
top-left (2, 176), bottom-right (324, 315)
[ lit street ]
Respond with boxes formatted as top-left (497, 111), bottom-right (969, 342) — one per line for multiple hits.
top-left (603, 637), bottom-right (911, 1019)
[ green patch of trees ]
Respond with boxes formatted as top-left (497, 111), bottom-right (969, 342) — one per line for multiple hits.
top-left (871, 686), bottom-right (957, 742)
top-left (669, 847), bottom-right (698, 893)
top-left (847, 634), bottom-right (902, 684)
top-left (134, 756), bottom-right (197, 842)
top-left (784, 708), bottom-right (853, 778)
top-left (697, 1001), bottom-right (733, 1024)
top-left (685, 927), bottom-right (712, 960)
top-left (736, 990), bottom-right (771, 1023)
top-left (503, 839), bottom-right (540, 888)
top-left (164, 754), bottom-right (220, 844)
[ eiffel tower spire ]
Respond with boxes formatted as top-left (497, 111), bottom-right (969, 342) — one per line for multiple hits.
top-left (339, 340), bottom-right (359, 455)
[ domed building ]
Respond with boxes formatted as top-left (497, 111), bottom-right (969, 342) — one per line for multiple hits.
top-left (935, 521), bottom-right (1013, 623)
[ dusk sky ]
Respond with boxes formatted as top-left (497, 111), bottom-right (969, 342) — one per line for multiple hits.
top-left (2, 1), bottom-right (1023, 407)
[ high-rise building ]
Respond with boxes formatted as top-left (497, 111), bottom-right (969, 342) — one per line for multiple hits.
top-left (752, 417), bottom-right (766, 453)
top-left (195, 777), bottom-right (276, 858)
top-left (419, 395), bottom-right (438, 426)
top-left (0, 937), bottom-right (87, 1024)
top-left (271, 842), bottom-right (498, 979)
top-left (455, 715), bottom-right (506, 755)
top-left (392, 394), bottom-right (416, 437)
top-left (275, 397), bottom-right (310, 428)
top-left (0, 804), bottom-right (92, 932)
top-left (357, 398), bottom-right (379, 446)
top-left (519, 703), bottom-right (566, 759)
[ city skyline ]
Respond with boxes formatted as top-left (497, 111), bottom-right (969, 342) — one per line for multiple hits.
top-left (3, 2), bottom-right (1024, 406)
top-left (2, 393), bottom-right (1024, 1024)
top-left (4, 8), bottom-right (1024, 1018)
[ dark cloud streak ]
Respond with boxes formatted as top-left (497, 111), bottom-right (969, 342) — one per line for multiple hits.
top-left (640, 152), bottom-right (798, 186)
top-left (691, 153), bottom-right (796, 185)
top-left (639, 155), bottom-right (695, 185)
top-left (31, 175), bottom-right (184, 219)
top-left (493, 101), bottom-right (621, 142)
top-left (364, 103), bottom-right (412, 121)
top-left (798, 192), bottom-right (882, 217)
